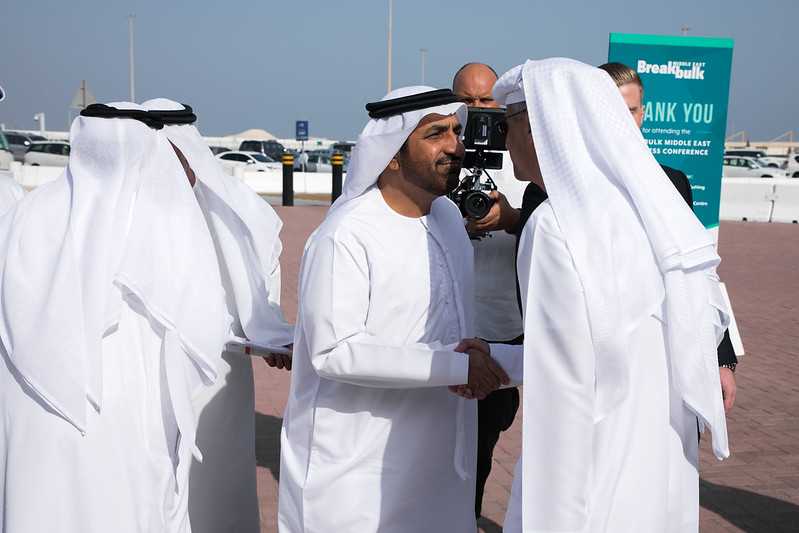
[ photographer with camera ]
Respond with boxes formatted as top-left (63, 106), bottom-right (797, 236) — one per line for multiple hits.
top-left (452, 62), bottom-right (528, 519)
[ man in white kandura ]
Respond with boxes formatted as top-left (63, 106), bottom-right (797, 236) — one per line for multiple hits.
top-left (143, 99), bottom-right (294, 533)
top-left (0, 101), bottom-right (279, 533)
top-left (459, 59), bottom-right (731, 532)
top-left (278, 86), bottom-right (509, 533)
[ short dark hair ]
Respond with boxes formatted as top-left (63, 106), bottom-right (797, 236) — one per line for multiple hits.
top-left (598, 62), bottom-right (643, 90)
top-left (452, 62), bottom-right (498, 89)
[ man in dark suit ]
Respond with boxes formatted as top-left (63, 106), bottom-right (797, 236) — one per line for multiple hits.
top-left (599, 62), bottom-right (738, 410)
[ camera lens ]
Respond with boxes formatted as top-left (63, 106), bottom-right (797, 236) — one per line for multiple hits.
top-left (462, 190), bottom-right (493, 219)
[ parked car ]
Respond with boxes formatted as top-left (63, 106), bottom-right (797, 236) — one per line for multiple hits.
top-left (238, 140), bottom-right (285, 161)
top-left (332, 141), bottom-right (355, 157)
top-left (24, 141), bottom-right (70, 166)
top-left (4, 131), bottom-right (47, 162)
top-left (725, 149), bottom-right (767, 159)
top-left (208, 145), bottom-right (231, 156)
top-left (755, 154), bottom-right (799, 176)
top-left (722, 156), bottom-right (788, 178)
top-left (216, 151), bottom-right (281, 172)
top-left (305, 153), bottom-right (332, 173)
top-left (788, 154), bottom-right (799, 177)
top-left (0, 132), bottom-right (13, 170)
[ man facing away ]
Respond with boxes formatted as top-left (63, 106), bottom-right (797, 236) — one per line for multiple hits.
top-left (143, 99), bottom-right (295, 533)
top-left (452, 62), bottom-right (526, 519)
top-left (0, 102), bottom-right (235, 532)
top-left (278, 86), bottom-right (508, 533)
top-left (598, 62), bottom-right (739, 412)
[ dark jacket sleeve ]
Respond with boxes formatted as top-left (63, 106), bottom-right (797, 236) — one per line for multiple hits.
top-left (660, 165), bottom-right (737, 367)
top-left (661, 165), bottom-right (693, 208)
top-left (717, 330), bottom-right (738, 366)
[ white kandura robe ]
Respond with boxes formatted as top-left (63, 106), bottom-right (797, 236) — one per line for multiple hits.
top-left (0, 295), bottom-right (198, 533)
top-left (188, 184), bottom-right (293, 533)
top-left (492, 201), bottom-right (700, 533)
top-left (0, 173), bottom-right (23, 216)
top-left (279, 187), bottom-right (478, 533)
top-left (0, 111), bottom-right (235, 533)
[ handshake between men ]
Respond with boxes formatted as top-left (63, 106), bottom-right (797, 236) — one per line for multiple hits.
top-left (452, 338), bottom-right (509, 400)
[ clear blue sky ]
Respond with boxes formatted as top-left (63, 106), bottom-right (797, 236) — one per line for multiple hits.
top-left (1, 0), bottom-right (795, 140)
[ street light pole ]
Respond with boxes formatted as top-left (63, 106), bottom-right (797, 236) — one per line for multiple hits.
top-left (128, 14), bottom-right (136, 102)
top-left (387, 0), bottom-right (393, 93)
top-left (420, 48), bottom-right (427, 84)
top-left (33, 113), bottom-right (46, 136)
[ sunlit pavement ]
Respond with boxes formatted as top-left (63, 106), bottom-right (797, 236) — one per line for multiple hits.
top-left (253, 206), bottom-right (799, 532)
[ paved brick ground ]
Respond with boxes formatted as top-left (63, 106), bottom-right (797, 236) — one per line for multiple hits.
top-left (253, 208), bottom-right (799, 532)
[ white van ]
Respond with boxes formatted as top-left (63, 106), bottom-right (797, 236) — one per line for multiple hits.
top-left (24, 141), bottom-right (70, 167)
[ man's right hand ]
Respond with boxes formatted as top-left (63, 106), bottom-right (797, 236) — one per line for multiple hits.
top-left (453, 338), bottom-right (509, 399)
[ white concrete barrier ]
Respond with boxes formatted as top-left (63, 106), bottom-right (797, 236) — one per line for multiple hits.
top-left (241, 170), bottom-right (283, 194)
top-left (304, 173), bottom-right (336, 194)
top-left (16, 165), bottom-right (789, 224)
top-left (239, 169), bottom-right (342, 196)
top-left (771, 179), bottom-right (799, 224)
top-left (719, 178), bottom-right (775, 222)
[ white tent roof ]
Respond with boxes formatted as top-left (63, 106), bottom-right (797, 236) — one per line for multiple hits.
top-left (226, 128), bottom-right (276, 140)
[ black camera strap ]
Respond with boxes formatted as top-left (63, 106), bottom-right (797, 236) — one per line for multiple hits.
top-left (365, 89), bottom-right (461, 119)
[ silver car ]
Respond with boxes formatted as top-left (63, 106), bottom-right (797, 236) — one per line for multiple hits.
top-left (4, 132), bottom-right (47, 162)
top-left (722, 156), bottom-right (788, 178)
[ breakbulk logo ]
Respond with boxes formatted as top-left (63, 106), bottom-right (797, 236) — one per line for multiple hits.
top-left (637, 60), bottom-right (705, 80)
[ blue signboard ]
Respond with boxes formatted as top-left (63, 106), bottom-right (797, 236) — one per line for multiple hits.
top-left (296, 120), bottom-right (309, 141)
top-left (608, 33), bottom-right (734, 229)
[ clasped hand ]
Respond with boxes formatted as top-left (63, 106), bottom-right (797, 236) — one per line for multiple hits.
top-left (263, 345), bottom-right (293, 371)
top-left (449, 338), bottom-right (509, 400)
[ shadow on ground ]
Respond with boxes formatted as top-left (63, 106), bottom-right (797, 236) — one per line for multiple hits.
top-left (258, 414), bottom-right (799, 532)
top-left (701, 478), bottom-right (799, 532)
top-left (255, 412), bottom-right (283, 481)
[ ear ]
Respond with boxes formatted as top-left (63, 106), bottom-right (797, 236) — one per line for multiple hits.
top-left (388, 158), bottom-right (400, 171)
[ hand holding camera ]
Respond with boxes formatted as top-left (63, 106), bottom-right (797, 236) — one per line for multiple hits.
top-left (466, 190), bottom-right (520, 235)
top-left (449, 107), bottom-right (509, 231)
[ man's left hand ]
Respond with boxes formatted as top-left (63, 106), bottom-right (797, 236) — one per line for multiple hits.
top-left (466, 191), bottom-right (520, 235)
top-left (719, 367), bottom-right (736, 412)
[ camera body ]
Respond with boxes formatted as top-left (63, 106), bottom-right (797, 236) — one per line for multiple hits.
top-left (449, 107), bottom-right (507, 220)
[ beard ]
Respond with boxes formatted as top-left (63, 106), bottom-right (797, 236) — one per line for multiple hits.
top-left (444, 166), bottom-right (461, 193)
top-left (399, 151), bottom-right (463, 197)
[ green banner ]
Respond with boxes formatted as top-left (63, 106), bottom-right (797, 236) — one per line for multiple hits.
top-left (608, 33), bottom-right (734, 229)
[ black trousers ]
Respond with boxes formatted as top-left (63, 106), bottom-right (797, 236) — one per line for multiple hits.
top-left (475, 335), bottom-right (522, 519)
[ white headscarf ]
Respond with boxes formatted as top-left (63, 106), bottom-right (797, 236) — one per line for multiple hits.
top-left (0, 102), bottom-right (230, 434)
top-left (142, 98), bottom-right (293, 346)
top-left (494, 58), bottom-right (730, 459)
top-left (331, 86), bottom-right (467, 210)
